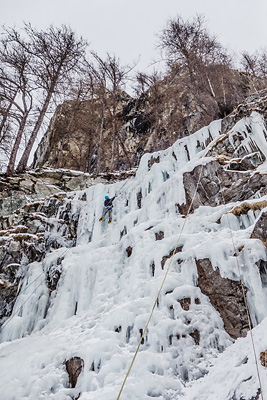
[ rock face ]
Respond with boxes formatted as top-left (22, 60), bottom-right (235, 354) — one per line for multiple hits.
top-left (177, 90), bottom-right (267, 215)
top-left (0, 192), bottom-right (81, 321)
top-left (0, 168), bottom-right (109, 216)
top-left (32, 72), bottom-right (252, 174)
top-left (2, 95), bottom-right (267, 338)
top-left (1, 89), bottom-right (267, 398)
top-left (0, 168), bottom-right (135, 217)
top-left (196, 258), bottom-right (248, 339)
top-left (178, 160), bottom-right (267, 215)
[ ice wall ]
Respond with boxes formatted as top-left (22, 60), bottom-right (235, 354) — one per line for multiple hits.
top-left (0, 113), bottom-right (267, 400)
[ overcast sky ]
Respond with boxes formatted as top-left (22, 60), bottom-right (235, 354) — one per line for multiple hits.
top-left (1, 0), bottom-right (267, 74)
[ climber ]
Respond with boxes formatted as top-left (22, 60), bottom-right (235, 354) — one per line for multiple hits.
top-left (99, 195), bottom-right (116, 223)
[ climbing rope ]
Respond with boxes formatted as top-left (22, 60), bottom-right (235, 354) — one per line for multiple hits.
top-left (116, 155), bottom-right (207, 400)
top-left (215, 164), bottom-right (264, 400)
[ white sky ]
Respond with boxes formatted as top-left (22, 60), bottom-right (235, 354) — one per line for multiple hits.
top-left (1, 0), bottom-right (267, 73)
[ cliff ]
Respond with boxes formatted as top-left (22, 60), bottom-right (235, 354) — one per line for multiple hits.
top-left (32, 70), bottom-right (253, 174)
top-left (1, 89), bottom-right (267, 399)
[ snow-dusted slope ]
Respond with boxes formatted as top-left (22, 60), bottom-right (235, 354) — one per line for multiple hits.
top-left (1, 112), bottom-right (267, 400)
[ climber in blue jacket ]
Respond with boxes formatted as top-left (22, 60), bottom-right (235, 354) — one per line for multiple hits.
top-left (99, 195), bottom-right (115, 223)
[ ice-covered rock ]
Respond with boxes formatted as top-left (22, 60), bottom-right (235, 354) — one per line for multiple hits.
top-left (0, 104), bottom-right (267, 399)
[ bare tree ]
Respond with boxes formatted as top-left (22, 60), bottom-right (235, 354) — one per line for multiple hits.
top-left (240, 49), bottom-right (267, 91)
top-left (87, 52), bottom-right (134, 172)
top-left (85, 55), bottom-right (108, 173)
top-left (258, 49), bottom-right (267, 79)
top-left (158, 14), bottom-right (242, 123)
top-left (0, 34), bottom-right (35, 175)
top-left (53, 75), bottom-right (97, 172)
top-left (241, 51), bottom-right (258, 76)
top-left (159, 15), bottom-right (227, 78)
top-left (13, 24), bottom-right (87, 173)
top-left (0, 80), bottom-right (18, 141)
top-left (135, 70), bottom-right (163, 136)
top-left (0, 59), bottom-right (20, 151)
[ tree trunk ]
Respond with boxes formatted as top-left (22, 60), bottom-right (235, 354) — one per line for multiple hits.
top-left (207, 75), bottom-right (216, 98)
top-left (16, 88), bottom-right (54, 173)
top-left (6, 112), bottom-right (29, 176)
top-left (0, 89), bottom-right (18, 139)
top-left (84, 134), bottom-right (94, 173)
top-left (109, 101), bottom-right (117, 171)
top-left (110, 131), bottom-right (115, 170)
top-left (96, 102), bottom-right (105, 174)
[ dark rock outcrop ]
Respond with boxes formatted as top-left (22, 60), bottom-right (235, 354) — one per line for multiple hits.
top-left (260, 350), bottom-right (267, 367)
top-left (251, 211), bottom-right (267, 246)
top-left (155, 231), bottom-right (164, 241)
top-left (178, 161), bottom-right (267, 215)
top-left (178, 298), bottom-right (191, 311)
top-left (196, 258), bottom-right (249, 339)
top-left (126, 246), bottom-right (132, 257)
top-left (0, 263), bottom-right (21, 320)
top-left (65, 357), bottom-right (84, 388)
top-left (189, 329), bottom-right (200, 345)
top-left (32, 74), bottom-right (254, 174)
top-left (161, 246), bottom-right (183, 270)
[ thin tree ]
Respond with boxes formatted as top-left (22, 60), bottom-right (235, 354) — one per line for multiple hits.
top-left (159, 14), bottom-right (240, 122)
top-left (14, 24), bottom-right (87, 173)
top-left (89, 52), bottom-right (134, 171)
top-left (159, 15), bottom-right (227, 75)
top-left (241, 49), bottom-right (267, 91)
top-left (135, 70), bottom-right (163, 136)
top-left (258, 49), bottom-right (267, 80)
top-left (0, 34), bottom-right (35, 175)
top-left (0, 79), bottom-right (18, 141)
top-left (54, 75), bottom-right (96, 171)
top-left (85, 56), bottom-right (108, 174)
